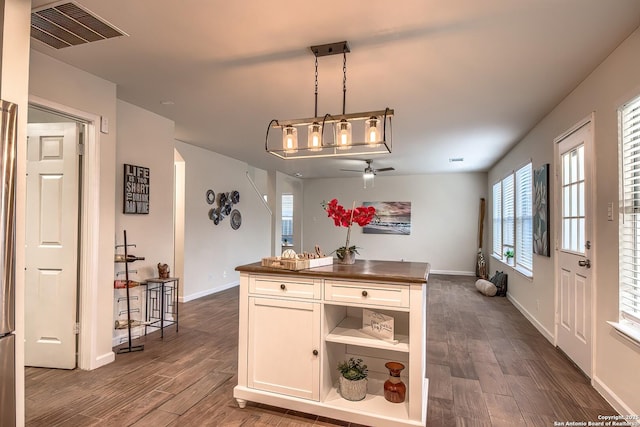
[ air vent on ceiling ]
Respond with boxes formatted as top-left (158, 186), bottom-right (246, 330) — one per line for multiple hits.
top-left (31, 1), bottom-right (127, 49)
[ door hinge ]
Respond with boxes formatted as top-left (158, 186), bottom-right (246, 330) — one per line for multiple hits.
top-left (74, 322), bottom-right (80, 334)
top-left (78, 143), bottom-right (85, 156)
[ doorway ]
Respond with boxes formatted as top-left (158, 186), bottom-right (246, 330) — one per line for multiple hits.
top-left (554, 115), bottom-right (594, 377)
top-left (25, 107), bottom-right (84, 369)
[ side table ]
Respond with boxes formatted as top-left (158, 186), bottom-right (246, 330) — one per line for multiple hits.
top-left (145, 277), bottom-right (179, 338)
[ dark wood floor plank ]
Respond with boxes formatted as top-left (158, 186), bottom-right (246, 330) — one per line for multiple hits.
top-left (24, 275), bottom-right (617, 427)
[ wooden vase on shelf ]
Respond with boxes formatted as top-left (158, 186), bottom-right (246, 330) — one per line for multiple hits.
top-left (384, 362), bottom-right (406, 403)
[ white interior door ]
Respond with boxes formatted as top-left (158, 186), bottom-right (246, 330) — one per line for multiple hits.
top-left (555, 120), bottom-right (593, 377)
top-left (25, 123), bottom-right (80, 369)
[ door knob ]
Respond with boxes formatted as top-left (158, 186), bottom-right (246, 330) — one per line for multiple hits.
top-left (313, 350), bottom-right (318, 356)
top-left (578, 259), bottom-right (591, 268)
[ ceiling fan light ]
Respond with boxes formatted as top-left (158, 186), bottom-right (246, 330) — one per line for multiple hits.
top-left (365, 116), bottom-right (381, 144)
top-left (308, 122), bottom-right (322, 151)
top-left (363, 170), bottom-right (375, 179)
top-left (335, 119), bottom-right (352, 150)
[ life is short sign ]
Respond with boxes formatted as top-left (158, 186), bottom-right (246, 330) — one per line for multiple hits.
top-left (123, 164), bottom-right (149, 214)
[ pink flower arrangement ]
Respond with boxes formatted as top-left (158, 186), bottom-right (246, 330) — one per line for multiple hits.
top-left (323, 199), bottom-right (376, 262)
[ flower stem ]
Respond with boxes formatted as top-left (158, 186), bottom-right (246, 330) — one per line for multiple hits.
top-left (345, 201), bottom-right (355, 250)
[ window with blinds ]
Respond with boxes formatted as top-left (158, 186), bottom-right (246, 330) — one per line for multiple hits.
top-left (503, 174), bottom-right (515, 253)
top-left (516, 164), bottom-right (533, 272)
top-left (619, 96), bottom-right (640, 326)
top-left (493, 182), bottom-right (502, 257)
top-left (492, 163), bottom-right (533, 276)
top-left (282, 194), bottom-right (294, 245)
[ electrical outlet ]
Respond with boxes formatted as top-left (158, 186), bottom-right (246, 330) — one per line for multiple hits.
top-left (223, 271), bottom-right (228, 278)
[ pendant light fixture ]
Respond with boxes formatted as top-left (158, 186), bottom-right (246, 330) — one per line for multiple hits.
top-left (266, 41), bottom-right (393, 159)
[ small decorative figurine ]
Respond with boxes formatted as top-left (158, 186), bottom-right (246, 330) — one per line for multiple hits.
top-left (158, 263), bottom-right (170, 279)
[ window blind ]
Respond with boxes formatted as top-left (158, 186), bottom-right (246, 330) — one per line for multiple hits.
top-left (516, 163), bottom-right (533, 272)
top-left (493, 182), bottom-right (502, 257)
top-left (620, 96), bottom-right (640, 325)
top-left (282, 194), bottom-right (294, 242)
top-left (502, 174), bottom-right (515, 253)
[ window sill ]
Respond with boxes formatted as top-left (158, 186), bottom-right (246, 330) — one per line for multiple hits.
top-left (608, 321), bottom-right (640, 348)
top-left (491, 254), bottom-right (533, 279)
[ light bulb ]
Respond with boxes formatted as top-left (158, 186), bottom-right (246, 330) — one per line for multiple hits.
top-left (308, 123), bottom-right (322, 151)
top-left (365, 116), bottom-right (380, 144)
top-left (335, 120), bottom-right (352, 150)
top-left (282, 126), bottom-right (298, 153)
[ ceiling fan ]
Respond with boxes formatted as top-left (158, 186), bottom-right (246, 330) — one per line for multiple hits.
top-left (340, 159), bottom-right (395, 187)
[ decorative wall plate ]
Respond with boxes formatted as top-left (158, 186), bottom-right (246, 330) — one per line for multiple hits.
top-left (230, 190), bottom-right (240, 204)
top-left (230, 209), bottom-right (242, 230)
top-left (206, 189), bottom-right (215, 205)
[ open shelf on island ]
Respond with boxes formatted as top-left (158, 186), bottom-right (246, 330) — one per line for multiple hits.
top-left (325, 316), bottom-right (409, 352)
top-left (324, 373), bottom-right (410, 421)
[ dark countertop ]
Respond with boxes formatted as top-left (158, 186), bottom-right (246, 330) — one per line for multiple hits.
top-left (236, 259), bottom-right (430, 284)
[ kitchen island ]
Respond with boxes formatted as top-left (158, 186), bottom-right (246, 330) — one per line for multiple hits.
top-left (234, 259), bottom-right (429, 427)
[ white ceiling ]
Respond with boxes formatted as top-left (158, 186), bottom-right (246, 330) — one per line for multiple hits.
top-left (30, 0), bottom-right (640, 179)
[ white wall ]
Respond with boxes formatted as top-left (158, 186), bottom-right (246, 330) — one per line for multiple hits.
top-left (29, 51), bottom-right (118, 370)
top-left (488, 25), bottom-right (640, 414)
top-left (175, 141), bottom-right (271, 301)
top-left (1, 1), bottom-right (32, 425)
top-left (114, 100), bottom-right (175, 343)
top-left (303, 173), bottom-right (487, 273)
top-left (115, 100), bottom-right (175, 278)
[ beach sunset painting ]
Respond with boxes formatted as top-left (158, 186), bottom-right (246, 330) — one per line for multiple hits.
top-left (362, 202), bottom-right (411, 235)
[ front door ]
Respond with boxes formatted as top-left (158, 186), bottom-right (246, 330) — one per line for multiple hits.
top-left (555, 119), bottom-right (593, 377)
top-left (25, 123), bottom-right (80, 369)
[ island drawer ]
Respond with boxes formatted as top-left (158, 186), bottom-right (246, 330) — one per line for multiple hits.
top-left (249, 275), bottom-right (321, 300)
top-left (324, 280), bottom-right (409, 308)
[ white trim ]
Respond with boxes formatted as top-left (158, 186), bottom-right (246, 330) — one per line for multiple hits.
top-left (28, 95), bottom-right (101, 371)
top-left (181, 281), bottom-right (239, 302)
top-left (429, 269), bottom-right (476, 276)
top-left (607, 321), bottom-right (640, 348)
top-left (507, 293), bottom-right (555, 343)
top-left (593, 375), bottom-right (636, 416)
top-left (94, 351), bottom-right (115, 369)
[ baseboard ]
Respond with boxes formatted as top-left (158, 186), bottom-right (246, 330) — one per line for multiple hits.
top-left (593, 375), bottom-right (634, 415)
top-left (93, 351), bottom-right (115, 370)
top-left (507, 293), bottom-right (555, 344)
top-left (181, 280), bottom-right (239, 302)
top-left (430, 269), bottom-right (476, 276)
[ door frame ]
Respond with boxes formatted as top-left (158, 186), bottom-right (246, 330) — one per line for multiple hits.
top-left (553, 112), bottom-right (596, 378)
top-left (29, 95), bottom-right (102, 370)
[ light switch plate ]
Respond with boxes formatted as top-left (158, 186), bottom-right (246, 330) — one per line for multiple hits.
top-left (100, 116), bottom-right (109, 134)
top-left (608, 202), bottom-right (614, 221)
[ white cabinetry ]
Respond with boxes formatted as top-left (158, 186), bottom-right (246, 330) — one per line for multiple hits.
top-left (235, 261), bottom-right (429, 427)
top-left (248, 297), bottom-right (320, 400)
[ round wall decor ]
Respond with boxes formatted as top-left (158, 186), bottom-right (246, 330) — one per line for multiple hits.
top-left (230, 209), bottom-right (242, 230)
top-left (206, 189), bottom-right (215, 205)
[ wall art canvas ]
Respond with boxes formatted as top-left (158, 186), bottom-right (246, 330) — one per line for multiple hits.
top-left (123, 163), bottom-right (150, 214)
top-left (362, 201), bottom-right (411, 235)
top-left (533, 163), bottom-right (550, 256)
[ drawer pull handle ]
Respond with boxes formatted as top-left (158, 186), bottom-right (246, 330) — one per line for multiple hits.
top-left (313, 349), bottom-right (318, 356)
top-left (280, 284), bottom-right (286, 290)
top-left (362, 290), bottom-right (368, 297)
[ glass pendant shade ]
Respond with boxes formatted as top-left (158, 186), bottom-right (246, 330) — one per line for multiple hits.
top-left (335, 119), bottom-right (352, 150)
top-left (283, 126), bottom-right (298, 153)
top-left (365, 116), bottom-right (381, 144)
top-left (307, 122), bottom-right (322, 151)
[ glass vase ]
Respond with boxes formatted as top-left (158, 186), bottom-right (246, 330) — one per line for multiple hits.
top-left (384, 361), bottom-right (406, 403)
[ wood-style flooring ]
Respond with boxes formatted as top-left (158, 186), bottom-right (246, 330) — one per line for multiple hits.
top-left (25, 274), bottom-right (617, 426)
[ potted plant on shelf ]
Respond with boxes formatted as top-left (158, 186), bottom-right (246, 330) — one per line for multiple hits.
top-left (322, 199), bottom-right (376, 264)
top-left (337, 357), bottom-right (368, 401)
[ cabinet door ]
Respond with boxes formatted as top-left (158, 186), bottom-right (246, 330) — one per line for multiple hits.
top-left (248, 297), bottom-right (320, 400)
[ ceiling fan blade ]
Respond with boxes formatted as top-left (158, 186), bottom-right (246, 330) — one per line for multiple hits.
top-left (375, 167), bottom-right (395, 172)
